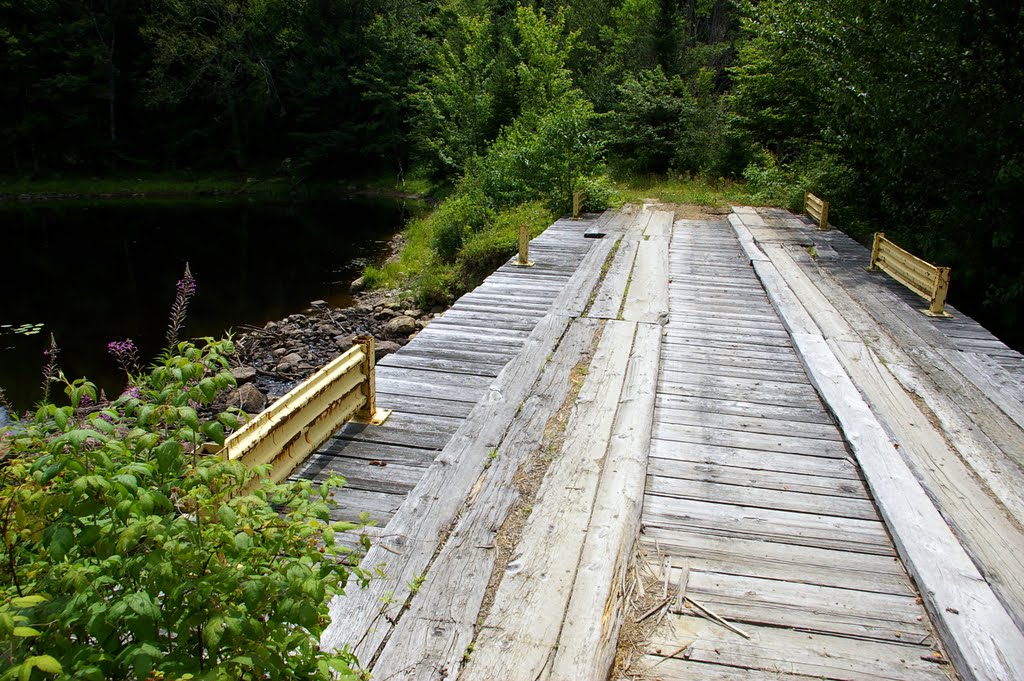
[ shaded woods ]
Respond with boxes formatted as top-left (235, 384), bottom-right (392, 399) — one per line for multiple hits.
top-left (1, 0), bottom-right (1021, 338)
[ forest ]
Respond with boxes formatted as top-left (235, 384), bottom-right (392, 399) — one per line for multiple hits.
top-left (3, 0), bottom-right (1022, 338)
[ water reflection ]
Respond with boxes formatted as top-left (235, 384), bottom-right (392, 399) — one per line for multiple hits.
top-left (0, 196), bottom-right (411, 410)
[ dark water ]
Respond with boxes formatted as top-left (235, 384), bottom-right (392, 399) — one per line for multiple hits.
top-left (0, 197), bottom-right (412, 411)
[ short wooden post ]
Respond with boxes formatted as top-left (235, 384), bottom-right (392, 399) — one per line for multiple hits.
top-left (928, 266), bottom-right (952, 317)
top-left (868, 232), bottom-right (883, 270)
top-left (514, 224), bottom-right (534, 267)
top-left (354, 334), bottom-right (390, 424)
top-left (572, 191), bottom-right (586, 219)
top-left (818, 199), bottom-right (829, 231)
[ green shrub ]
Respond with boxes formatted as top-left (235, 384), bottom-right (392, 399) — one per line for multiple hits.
top-left (457, 201), bottom-right (553, 286)
top-left (429, 191), bottom-right (494, 262)
top-left (0, 340), bottom-right (369, 681)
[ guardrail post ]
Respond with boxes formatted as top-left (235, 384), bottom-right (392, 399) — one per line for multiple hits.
top-left (868, 232), bottom-right (883, 271)
top-left (928, 267), bottom-right (952, 317)
top-left (572, 191), bottom-right (586, 219)
top-left (513, 224), bottom-right (534, 267)
top-left (818, 199), bottom-right (829, 231)
top-left (354, 334), bottom-right (390, 424)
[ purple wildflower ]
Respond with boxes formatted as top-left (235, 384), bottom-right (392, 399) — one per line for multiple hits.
top-left (121, 386), bottom-right (142, 400)
top-left (166, 263), bottom-right (196, 348)
top-left (107, 338), bottom-right (140, 376)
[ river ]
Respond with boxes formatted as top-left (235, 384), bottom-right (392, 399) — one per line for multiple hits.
top-left (0, 196), bottom-right (413, 412)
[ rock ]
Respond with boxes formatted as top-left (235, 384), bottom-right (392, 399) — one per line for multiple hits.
top-left (350, 276), bottom-right (366, 293)
top-left (237, 383), bottom-right (267, 413)
top-left (335, 335), bottom-right (354, 349)
top-left (403, 309), bottom-right (423, 318)
top-left (282, 352), bottom-right (304, 366)
top-left (310, 299), bottom-right (328, 308)
top-left (274, 362), bottom-right (292, 373)
top-left (385, 315), bottom-right (418, 336)
top-left (231, 366), bottom-right (257, 384)
top-left (375, 340), bottom-right (401, 360)
top-left (272, 347), bottom-right (288, 357)
top-left (265, 320), bottom-right (278, 330)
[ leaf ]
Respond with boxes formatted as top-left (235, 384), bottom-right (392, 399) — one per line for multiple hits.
top-left (49, 526), bottom-right (74, 560)
top-left (21, 656), bottom-right (62, 678)
top-left (154, 440), bottom-right (183, 473)
top-left (178, 406), bottom-right (200, 431)
top-left (53, 408), bottom-right (68, 431)
top-left (12, 626), bottom-right (41, 637)
top-left (217, 504), bottom-right (238, 529)
top-left (9, 595), bottom-right (46, 609)
top-left (200, 420), bottom-right (225, 446)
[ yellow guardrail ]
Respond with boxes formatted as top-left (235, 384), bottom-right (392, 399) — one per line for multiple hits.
top-left (804, 192), bottom-right (830, 230)
top-left (868, 232), bottom-right (952, 317)
top-left (220, 334), bottom-right (390, 484)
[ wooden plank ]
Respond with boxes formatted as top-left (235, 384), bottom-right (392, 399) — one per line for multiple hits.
top-left (646, 473), bottom-right (878, 521)
top-left (653, 422), bottom-right (848, 459)
top-left (588, 237), bottom-right (636, 319)
top-left (320, 229), bottom-right (607, 660)
top-left (645, 615), bottom-right (945, 681)
top-left (644, 210), bottom-right (675, 237)
top-left (648, 456), bottom-right (867, 498)
top-left (660, 360), bottom-right (808, 385)
top-left (684, 570), bottom-right (929, 642)
top-left (639, 529), bottom-right (915, 596)
top-left (368, 318), bottom-right (601, 681)
top-left (658, 374), bottom-right (824, 411)
top-left (463, 321), bottom-right (638, 680)
top-left (731, 210), bottom-right (1024, 680)
top-left (650, 439), bottom-right (858, 481)
top-left (643, 496), bottom-right (894, 556)
top-left (550, 323), bottom-right (661, 680)
top-left (654, 405), bottom-right (841, 440)
top-left (655, 393), bottom-right (833, 426)
top-left (622, 238), bottom-right (669, 323)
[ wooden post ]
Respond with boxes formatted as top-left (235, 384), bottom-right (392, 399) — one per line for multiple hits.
top-left (514, 224), bottom-right (534, 267)
top-left (928, 266), bottom-right (952, 317)
top-left (818, 199), bottom-right (829, 231)
top-left (572, 191), bottom-right (585, 219)
top-left (354, 335), bottom-right (390, 424)
top-left (868, 232), bottom-right (883, 270)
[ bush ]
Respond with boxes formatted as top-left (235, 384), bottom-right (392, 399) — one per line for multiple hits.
top-left (0, 340), bottom-right (369, 681)
top-left (429, 191), bottom-right (494, 263)
top-left (456, 201), bottom-right (553, 286)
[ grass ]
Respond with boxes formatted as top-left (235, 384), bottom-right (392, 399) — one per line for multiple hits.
top-left (609, 173), bottom-right (758, 208)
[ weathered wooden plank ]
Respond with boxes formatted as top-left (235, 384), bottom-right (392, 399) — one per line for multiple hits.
top-left (639, 529), bottom-right (914, 596)
top-left (649, 439), bottom-right (857, 480)
top-left (550, 323), bottom-right (661, 680)
top-left (645, 616), bottom-right (945, 681)
top-left (684, 570), bottom-right (929, 641)
top-left (648, 456), bottom-right (866, 498)
top-left (658, 374), bottom-right (824, 410)
top-left (321, 230), bottom-right (606, 660)
top-left (333, 412), bottom-right (461, 451)
top-left (622, 238), bottom-right (669, 323)
top-left (644, 210), bottom-right (675, 237)
top-left (368, 318), bottom-right (601, 681)
top-left (731, 210), bottom-right (1024, 680)
top-left (463, 321), bottom-right (638, 680)
top-left (654, 405), bottom-right (841, 440)
top-left (660, 347), bottom-right (804, 373)
top-left (377, 352), bottom-right (505, 378)
top-left (654, 393), bottom-right (833, 425)
top-left (644, 495), bottom-right (894, 555)
top-left (373, 391), bottom-right (475, 419)
top-left (653, 422), bottom-right (847, 458)
top-left (646, 473), bottom-right (878, 520)
top-left (588, 237), bottom-right (636, 319)
top-left (660, 360), bottom-right (808, 385)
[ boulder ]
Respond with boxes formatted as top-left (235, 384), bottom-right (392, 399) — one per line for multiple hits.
top-left (350, 276), bottom-right (366, 293)
top-left (282, 352), bottom-right (304, 366)
top-left (385, 315), bottom-right (418, 336)
top-left (375, 340), bottom-right (402, 360)
top-left (310, 299), bottom-right (328, 308)
top-left (237, 383), bottom-right (267, 414)
top-left (231, 366), bottom-right (258, 384)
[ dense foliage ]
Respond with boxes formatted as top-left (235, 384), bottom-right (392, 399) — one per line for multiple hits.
top-left (0, 339), bottom-right (369, 680)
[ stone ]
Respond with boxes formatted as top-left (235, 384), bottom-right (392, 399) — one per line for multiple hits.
top-left (265, 320), bottom-right (278, 330)
top-left (350, 276), bottom-right (366, 293)
top-left (310, 299), bottom-right (328, 308)
top-left (375, 340), bottom-right (401, 360)
top-left (231, 366), bottom-right (257, 384)
top-left (237, 383), bottom-right (267, 413)
top-left (282, 352), bottom-right (304, 366)
top-left (335, 335), bottom-right (354, 349)
top-left (385, 315), bottom-right (418, 336)
top-left (272, 347), bottom-right (288, 357)
top-left (403, 309), bottom-right (423, 318)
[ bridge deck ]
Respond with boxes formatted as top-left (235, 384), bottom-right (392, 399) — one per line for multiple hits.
top-left (301, 205), bottom-right (1024, 680)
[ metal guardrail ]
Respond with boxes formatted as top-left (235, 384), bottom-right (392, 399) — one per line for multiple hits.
top-left (804, 192), bottom-right (830, 230)
top-left (220, 334), bottom-right (390, 484)
top-left (868, 232), bottom-right (952, 317)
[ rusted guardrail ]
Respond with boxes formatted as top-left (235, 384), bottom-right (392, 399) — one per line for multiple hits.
top-left (804, 192), bottom-right (829, 230)
top-left (221, 334), bottom-right (390, 484)
top-left (868, 232), bottom-right (952, 317)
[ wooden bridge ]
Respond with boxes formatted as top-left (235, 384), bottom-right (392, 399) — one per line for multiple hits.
top-left (292, 205), bottom-right (1024, 680)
